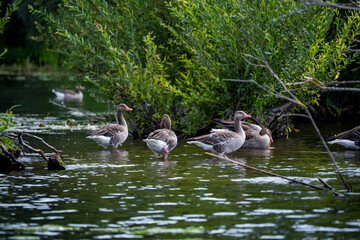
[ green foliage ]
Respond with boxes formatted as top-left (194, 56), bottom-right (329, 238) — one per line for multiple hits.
top-left (0, 105), bottom-right (20, 150)
top-left (0, 0), bottom-right (21, 58)
top-left (31, 0), bottom-right (360, 136)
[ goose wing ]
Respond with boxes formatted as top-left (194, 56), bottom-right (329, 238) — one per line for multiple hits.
top-left (89, 124), bottom-right (126, 137)
top-left (189, 131), bottom-right (236, 146)
top-left (327, 126), bottom-right (360, 141)
top-left (148, 129), bottom-right (177, 149)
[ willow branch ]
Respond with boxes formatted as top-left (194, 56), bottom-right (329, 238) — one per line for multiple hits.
top-left (206, 152), bottom-right (341, 196)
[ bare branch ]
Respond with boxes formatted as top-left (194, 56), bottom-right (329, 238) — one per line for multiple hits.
top-left (320, 87), bottom-right (360, 92)
top-left (206, 152), bottom-right (342, 196)
top-left (224, 79), bottom-right (301, 105)
top-left (298, 0), bottom-right (360, 10)
top-left (324, 80), bottom-right (360, 85)
top-left (271, 6), bottom-right (315, 22)
top-left (317, 176), bottom-right (333, 190)
top-left (280, 113), bottom-right (309, 118)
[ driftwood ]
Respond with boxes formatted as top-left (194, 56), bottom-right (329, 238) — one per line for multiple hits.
top-left (0, 129), bottom-right (65, 171)
top-left (206, 152), bottom-right (342, 196)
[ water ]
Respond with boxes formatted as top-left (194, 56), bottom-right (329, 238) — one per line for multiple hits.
top-left (0, 75), bottom-right (360, 239)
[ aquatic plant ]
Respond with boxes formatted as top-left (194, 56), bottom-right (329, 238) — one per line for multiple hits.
top-left (0, 105), bottom-right (19, 150)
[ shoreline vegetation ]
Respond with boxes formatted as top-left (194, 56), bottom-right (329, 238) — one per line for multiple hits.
top-left (1, 1), bottom-right (360, 178)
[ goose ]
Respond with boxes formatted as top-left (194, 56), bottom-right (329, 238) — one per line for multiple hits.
top-left (212, 119), bottom-right (273, 149)
top-left (187, 111), bottom-right (251, 157)
top-left (144, 114), bottom-right (178, 160)
top-left (327, 126), bottom-right (360, 150)
top-left (87, 103), bottom-right (132, 149)
top-left (52, 85), bottom-right (85, 101)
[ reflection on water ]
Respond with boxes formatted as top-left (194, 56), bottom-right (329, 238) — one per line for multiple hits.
top-left (1, 75), bottom-right (360, 239)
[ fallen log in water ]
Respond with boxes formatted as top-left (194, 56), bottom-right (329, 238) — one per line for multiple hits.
top-left (0, 129), bottom-right (65, 171)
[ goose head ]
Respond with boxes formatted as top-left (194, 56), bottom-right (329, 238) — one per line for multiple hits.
top-left (160, 114), bottom-right (171, 130)
top-left (234, 111), bottom-right (251, 121)
top-left (117, 103), bottom-right (133, 112)
top-left (75, 85), bottom-right (85, 93)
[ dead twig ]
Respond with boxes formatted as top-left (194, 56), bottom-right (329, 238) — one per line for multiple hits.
top-left (206, 152), bottom-right (342, 196)
top-left (317, 176), bottom-right (333, 190)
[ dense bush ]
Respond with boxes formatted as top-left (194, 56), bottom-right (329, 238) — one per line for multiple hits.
top-left (31, 0), bottom-right (360, 136)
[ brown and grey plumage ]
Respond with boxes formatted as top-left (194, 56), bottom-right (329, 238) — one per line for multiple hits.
top-left (87, 104), bottom-right (132, 149)
top-left (212, 119), bottom-right (273, 149)
top-left (52, 85), bottom-right (85, 101)
top-left (187, 111), bottom-right (251, 157)
top-left (327, 126), bottom-right (360, 150)
top-left (144, 114), bottom-right (177, 160)
top-left (242, 122), bottom-right (273, 148)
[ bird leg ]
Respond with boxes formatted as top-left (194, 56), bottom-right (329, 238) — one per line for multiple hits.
top-left (163, 147), bottom-right (169, 160)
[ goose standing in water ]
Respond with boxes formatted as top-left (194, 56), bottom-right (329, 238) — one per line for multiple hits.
top-left (187, 111), bottom-right (251, 158)
top-left (52, 85), bottom-right (85, 101)
top-left (144, 114), bottom-right (177, 160)
top-left (212, 119), bottom-right (273, 149)
top-left (327, 126), bottom-right (360, 150)
top-left (87, 104), bottom-right (132, 149)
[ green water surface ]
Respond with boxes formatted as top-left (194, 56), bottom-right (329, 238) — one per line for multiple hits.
top-left (0, 75), bottom-right (359, 239)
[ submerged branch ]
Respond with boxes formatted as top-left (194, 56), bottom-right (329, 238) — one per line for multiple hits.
top-left (206, 152), bottom-right (342, 196)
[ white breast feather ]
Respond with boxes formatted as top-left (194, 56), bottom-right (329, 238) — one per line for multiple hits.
top-left (144, 139), bottom-right (167, 153)
top-left (87, 135), bottom-right (111, 148)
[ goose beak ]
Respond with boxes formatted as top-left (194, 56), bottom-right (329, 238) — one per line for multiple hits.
top-left (244, 114), bottom-right (251, 118)
top-left (80, 86), bottom-right (85, 90)
top-left (126, 106), bottom-right (133, 111)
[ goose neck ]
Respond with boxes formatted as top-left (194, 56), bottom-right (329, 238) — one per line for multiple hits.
top-left (116, 110), bottom-right (127, 127)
